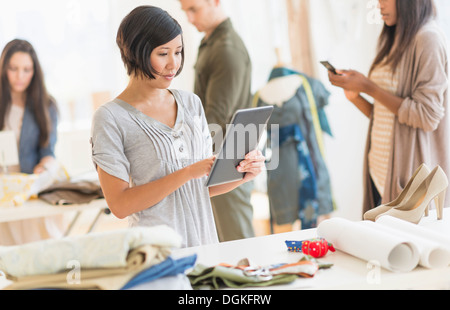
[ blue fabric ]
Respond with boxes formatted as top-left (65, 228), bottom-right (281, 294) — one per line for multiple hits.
top-left (121, 254), bottom-right (197, 290)
top-left (269, 67), bottom-right (333, 137)
top-left (18, 103), bottom-right (58, 174)
top-left (278, 124), bottom-right (318, 229)
top-left (268, 67), bottom-right (299, 80)
top-left (261, 66), bottom-right (335, 227)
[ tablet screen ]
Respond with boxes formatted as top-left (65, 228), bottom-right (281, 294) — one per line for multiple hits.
top-left (205, 106), bottom-right (273, 187)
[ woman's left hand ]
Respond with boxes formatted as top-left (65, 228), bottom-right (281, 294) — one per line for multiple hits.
top-left (33, 164), bottom-right (47, 174)
top-left (33, 156), bottom-right (55, 174)
top-left (237, 149), bottom-right (265, 182)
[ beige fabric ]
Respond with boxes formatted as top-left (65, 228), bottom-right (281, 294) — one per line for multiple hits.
top-left (4, 245), bottom-right (168, 290)
top-left (368, 62), bottom-right (399, 194)
top-left (0, 225), bottom-right (181, 278)
top-left (363, 21), bottom-right (450, 214)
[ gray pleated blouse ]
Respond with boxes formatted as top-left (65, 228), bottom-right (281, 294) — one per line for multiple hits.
top-left (91, 89), bottom-right (218, 247)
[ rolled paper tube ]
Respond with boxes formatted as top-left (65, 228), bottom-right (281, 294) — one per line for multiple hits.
top-left (362, 220), bottom-right (450, 269)
top-left (317, 217), bottom-right (420, 272)
top-left (375, 215), bottom-right (450, 268)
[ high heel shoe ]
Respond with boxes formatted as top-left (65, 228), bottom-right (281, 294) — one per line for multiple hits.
top-left (375, 165), bottom-right (448, 224)
top-left (363, 163), bottom-right (430, 221)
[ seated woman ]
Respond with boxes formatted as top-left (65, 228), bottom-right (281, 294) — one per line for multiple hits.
top-left (0, 39), bottom-right (62, 245)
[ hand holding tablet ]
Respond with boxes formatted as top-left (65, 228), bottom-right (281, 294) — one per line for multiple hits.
top-left (205, 106), bottom-right (274, 187)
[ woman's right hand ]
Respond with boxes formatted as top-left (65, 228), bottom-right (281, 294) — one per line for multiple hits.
top-left (328, 69), bottom-right (368, 101)
top-left (186, 156), bottom-right (216, 179)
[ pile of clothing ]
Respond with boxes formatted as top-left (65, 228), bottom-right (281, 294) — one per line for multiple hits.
top-left (0, 225), bottom-right (195, 290)
top-left (188, 257), bottom-right (332, 289)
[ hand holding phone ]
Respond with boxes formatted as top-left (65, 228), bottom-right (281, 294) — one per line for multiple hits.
top-left (320, 61), bottom-right (339, 75)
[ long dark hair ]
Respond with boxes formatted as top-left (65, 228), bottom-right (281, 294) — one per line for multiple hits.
top-left (370, 0), bottom-right (436, 74)
top-left (0, 39), bottom-right (56, 147)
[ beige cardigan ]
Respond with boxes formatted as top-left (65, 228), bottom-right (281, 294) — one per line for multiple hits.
top-left (363, 20), bottom-right (450, 215)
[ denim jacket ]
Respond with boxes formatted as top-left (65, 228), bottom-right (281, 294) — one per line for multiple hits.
top-left (19, 103), bottom-right (58, 174)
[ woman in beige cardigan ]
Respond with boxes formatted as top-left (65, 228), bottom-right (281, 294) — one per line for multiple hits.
top-left (328, 0), bottom-right (449, 217)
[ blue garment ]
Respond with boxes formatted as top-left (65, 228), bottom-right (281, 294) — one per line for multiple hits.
top-left (258, 67), bottom-right (335, 228)
top-left (18, 103), bottom-right (58, 174)
top-left (269, 67), bottom-right (333, 137)
top-left (121, 254), bottom-right (197, 290)
top-left (277, 124), bottom-right (318, 228)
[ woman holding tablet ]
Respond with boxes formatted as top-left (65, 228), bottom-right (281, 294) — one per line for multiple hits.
top-left (90, 6), bottom-right (264, 247)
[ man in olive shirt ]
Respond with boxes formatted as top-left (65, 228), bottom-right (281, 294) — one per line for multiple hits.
top-left (180, 0), bottom-right (255, 241)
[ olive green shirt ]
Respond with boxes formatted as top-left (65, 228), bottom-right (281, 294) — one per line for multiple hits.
top-left (194, 18), bottom-right (252, 136)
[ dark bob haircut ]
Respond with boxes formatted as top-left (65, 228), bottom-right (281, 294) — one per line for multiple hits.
top-left (116, 5), bottom-right (184, 79)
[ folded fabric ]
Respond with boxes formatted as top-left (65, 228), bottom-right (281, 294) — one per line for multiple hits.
top-left (38, 180), bottom-right (104, 205)
top-left (1, 160), bottom-right (69, 207)
top-left (187, 253), bottom-right (334, 289)
top-left (188, 264), bottom-right (298, 289)
top-left (0, 173), bottom-right (39, 207)
top-left (29, 161), bottom-right (70, 197)
top-left (4, 252), bottom-right (196, 290)
top-left (187, 257), bottom-right (325, 290)
top-left (3, 244), bottom-right (156, 290)
top-left (121, 254), bottom-right (197, 290)
top-left (0, 225), bottom-right (182, 278)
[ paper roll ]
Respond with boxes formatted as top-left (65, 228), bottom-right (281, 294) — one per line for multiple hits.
top-left (317, 218), bottom-right (420, 272)
top-left (375, 215), bottom-right (450, 268)
top-left (362, 220), bottom-right (450, 269)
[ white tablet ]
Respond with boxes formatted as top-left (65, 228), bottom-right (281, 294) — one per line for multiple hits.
top-left (205, 106), bottom-right (274, 187)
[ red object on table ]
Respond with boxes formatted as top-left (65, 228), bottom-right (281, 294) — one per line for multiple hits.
top-left (301, 238), bottom-right (335, 258)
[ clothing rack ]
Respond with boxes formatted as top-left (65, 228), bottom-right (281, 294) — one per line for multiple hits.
top-left (254, 66), bottom-right (335, 230)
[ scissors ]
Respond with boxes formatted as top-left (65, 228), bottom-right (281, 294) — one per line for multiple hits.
top-left (242, 266), bottom-right (273, 281)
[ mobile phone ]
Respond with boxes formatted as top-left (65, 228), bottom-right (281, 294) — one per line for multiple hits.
top-left (320, 61), bottom-right (339, 75)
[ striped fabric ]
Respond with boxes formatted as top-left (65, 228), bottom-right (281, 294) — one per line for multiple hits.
top-left (368, 62), bottom-right (399, 195)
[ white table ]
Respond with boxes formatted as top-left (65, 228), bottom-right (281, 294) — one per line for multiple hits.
top-left (0, 198), bottom-right (109, 236)
top-left (173, 209), bottom-right (450, 290)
